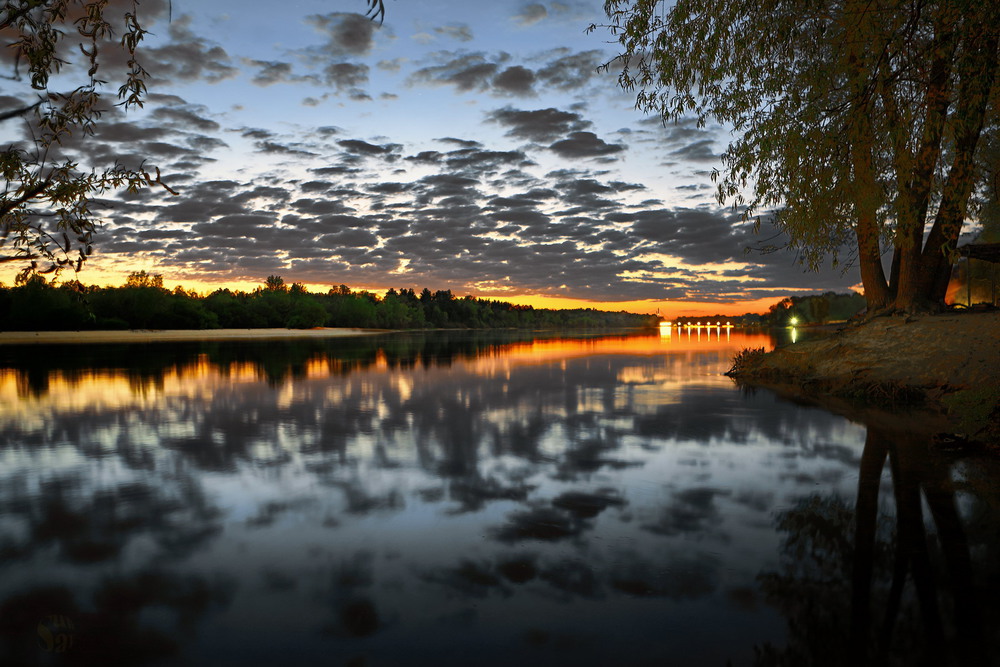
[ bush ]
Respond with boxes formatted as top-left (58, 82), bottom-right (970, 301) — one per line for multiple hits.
top-left (727, 347), bottom-right (767, 376)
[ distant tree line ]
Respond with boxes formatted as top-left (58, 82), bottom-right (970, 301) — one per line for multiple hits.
top-left (761, 292), bottom-right (867, 327)
top-left (670, 292), bottom-right (867, 328)
top-left (0, 273), bottom-right (658, 332)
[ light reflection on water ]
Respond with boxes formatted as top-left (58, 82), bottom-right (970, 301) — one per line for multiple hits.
top-left (0, 330), bottom-right (997, 666)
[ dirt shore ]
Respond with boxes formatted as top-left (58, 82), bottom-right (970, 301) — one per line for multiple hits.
top-left (729, 311), bottom-right (1000, 445)
top-left (0, 327), bottom-right (389, 345)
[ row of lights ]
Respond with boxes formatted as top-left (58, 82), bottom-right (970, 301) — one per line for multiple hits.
top-left (659, 318), bottom-right (802, 328)
top-left (659, 321), bottom-right (734, 328)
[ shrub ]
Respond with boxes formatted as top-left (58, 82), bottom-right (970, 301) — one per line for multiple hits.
top-left (727, 347), bottom-right (767, 376)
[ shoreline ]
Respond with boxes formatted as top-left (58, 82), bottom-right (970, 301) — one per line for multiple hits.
top-left (728, 311), bottom-right (1000, 446)
top-left (0, 327), bottom-right (391, 345)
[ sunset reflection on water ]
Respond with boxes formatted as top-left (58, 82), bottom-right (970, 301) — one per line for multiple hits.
top-left (0, 330), bottom-right (775, 410)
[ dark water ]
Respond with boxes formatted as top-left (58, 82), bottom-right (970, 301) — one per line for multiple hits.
top-left (1, 329), bottom-right (998, 666)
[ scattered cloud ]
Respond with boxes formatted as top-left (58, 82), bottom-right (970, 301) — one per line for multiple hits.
top-left (513, 3), bottom-right (549, 26)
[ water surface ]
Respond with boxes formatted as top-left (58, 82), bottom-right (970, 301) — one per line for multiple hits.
top-left (1, 329), bottom-right (997, 666)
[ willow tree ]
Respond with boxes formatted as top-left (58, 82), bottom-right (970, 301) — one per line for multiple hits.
top-left (0, 0), bottom-right (175, 281)
top-left (597, 0), bottom-right (1000, 311)
top-left (1, 0), bottom-right (386, 282)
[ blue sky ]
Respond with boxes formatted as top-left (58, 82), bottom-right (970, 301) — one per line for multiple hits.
top-left (1, 0), bottom-right (863, 314)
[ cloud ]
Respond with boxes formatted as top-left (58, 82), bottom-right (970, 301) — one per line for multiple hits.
top-left (670, 139), bottom-right (718, 163)
top-left (253, 140), bottom-right (317, 157)
top-left (244, 59), bottom-right (319, 87)
top-left (144, 15), bottom-right (239, 84)
top-left (79, 96), bottom-right (856, 305)
top-left (535, 49), bottom-right (604, 91)
top-left (486, 107), bottom-right (590, 142)
top-left (493, 66), bottom-right (536, 96)
top-left (548, 131), bottom-right (625, 159)
top-left (409, 53), bottom-right (501, 92)
top-left (324, 63), bottom-right (370, 91)
top-left (150, 105), bottom-right (220, 132)
top-left (513, 3), bottom-right (548, 26)
top-left (305, 13), bottom-right (378, 57)
top-left (434, 24), bottom-right (474, 42)
top-left (337, 139), bottom-right (402, 157)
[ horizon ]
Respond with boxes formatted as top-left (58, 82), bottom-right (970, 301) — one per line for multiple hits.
top-left (0, 271), bottom-right (812, 320)
top-left (4, 273), bottom-right (800, 319)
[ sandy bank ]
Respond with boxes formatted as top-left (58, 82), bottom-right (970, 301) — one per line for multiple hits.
top-left (0, 328), bottom-right (389, 345)
top-left (729, 311), bottom-right (1000, 444)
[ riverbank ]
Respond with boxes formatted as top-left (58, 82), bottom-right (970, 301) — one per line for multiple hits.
top-left (727, 311), bottom-right (1000, 446)
top-left (0, 327), bottom-right (389, 345)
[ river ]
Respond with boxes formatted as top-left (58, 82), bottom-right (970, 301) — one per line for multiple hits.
top-left (1, 329), bottom-right (997, 666)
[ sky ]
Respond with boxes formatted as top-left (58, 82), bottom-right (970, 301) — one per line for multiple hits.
top-left (1, 0), bottom-right (863, 317)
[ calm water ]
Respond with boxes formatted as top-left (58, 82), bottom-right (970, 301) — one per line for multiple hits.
top-left (1, 329), bottom-right (998, 666)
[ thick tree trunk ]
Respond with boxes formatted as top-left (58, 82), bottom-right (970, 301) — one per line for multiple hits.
top-left (918, 26), bottom-right (999, 307)
top-left (892, 7), bottom-right (958, 311)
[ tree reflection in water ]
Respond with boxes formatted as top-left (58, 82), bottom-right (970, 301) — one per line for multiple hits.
top-left (757, 425), bottom-right (1000, 666)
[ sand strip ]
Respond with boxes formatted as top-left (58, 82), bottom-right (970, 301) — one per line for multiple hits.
top-left (0, 328), bottom-right (390, 345)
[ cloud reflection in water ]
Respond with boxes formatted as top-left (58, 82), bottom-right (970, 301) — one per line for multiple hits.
top-left (4, 331), bottom-right (984, 665)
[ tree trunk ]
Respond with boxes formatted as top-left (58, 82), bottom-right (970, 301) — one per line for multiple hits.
top-left (913, 23), bottom-right (999, 307)
top-left (843, 0), bottom-right (891, 312)
top-left (852, 118), bottom-right (892, 311)
top-left (892, 7), bottom-right (958, 311)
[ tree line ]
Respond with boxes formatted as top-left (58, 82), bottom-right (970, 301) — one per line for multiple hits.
top-left (0, 273), bottom-right (658, 331)
top-left (670, 291), bottom-right (867, 328)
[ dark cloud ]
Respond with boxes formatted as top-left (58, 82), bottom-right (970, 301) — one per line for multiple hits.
top-left (440, 137), bottom-right (482, 149)
top-left (305, 13), bottom-right (378, 57)
top-left (487, 107), bottom-right (590, 142)
top-left (407, 48), bottom-right (604, 98)
top-left (493, 66), bottom-right (536, 96)
top-left (241, 128), bottom-right (273, 140)
top-left (145, 15), bottom-right (239, 83)
top-left (549, 131), bottom-right (625, 159)
top-left (410, 53), bottom-right (501, 92)
top-left (670, 139), bottom-right (718, 163)
top-left (150, 105), bottom-right (220, 132)
top-left (535, 49), bottom-right (604, 91)
top-left (254, 140), bottom-right (317, 157)
top-left (337, 139), bottom-right (402, 157)
top-left (245, 59), bottom-right (319, 87)
top-left (324, 63), bottom-right (370, 91)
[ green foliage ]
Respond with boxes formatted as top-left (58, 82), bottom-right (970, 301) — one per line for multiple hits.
top-left (125, 270), bottom-right (164, 289)
top-left (264, 275), bottom-right (286, 292)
